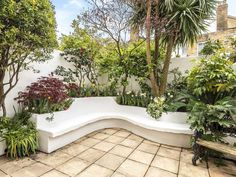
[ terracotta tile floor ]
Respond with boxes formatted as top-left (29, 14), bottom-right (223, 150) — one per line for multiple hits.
top-left (0, 128), bottom-right (235, 177)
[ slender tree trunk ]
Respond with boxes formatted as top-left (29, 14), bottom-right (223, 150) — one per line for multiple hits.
top-left (0, 70), bottom-right (6, 117)
top-left (146, 0), bottom-right (159, 97)
top-left (154, 0), bottom-right (160, 80)
top-left (160, 36), bottom-right (175, 95)
top-left (122, 72), bottom-right (128, 95)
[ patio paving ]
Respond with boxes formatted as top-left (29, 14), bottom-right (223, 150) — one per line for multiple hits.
top-left (0, 128), bottom-right (235, 177)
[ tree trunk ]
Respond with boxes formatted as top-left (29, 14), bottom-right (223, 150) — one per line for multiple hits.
top-left (160, 36), bottom-right (174, 95)
top-left (146, 0), bottom-right (159, 97)
top-left (154, 0), bottom-right (160, 80)
top-left (0, 70), bottom-right (6, 117)
top-left (130, 25), bottom-right (139, 42)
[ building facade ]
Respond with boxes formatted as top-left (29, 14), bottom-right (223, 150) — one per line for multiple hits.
top-left (177, 0), bottom-right (236, 57)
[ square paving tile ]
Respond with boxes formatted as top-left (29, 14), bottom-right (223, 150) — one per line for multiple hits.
top-left (86, 131), bottom-right (99, 137)
top-left (179, 162), bottom-right (209, 177)
top-left (127, 134), bottom-right (144, 142)
top-left (96, 153), bottom-right (125, 170)
top-left (0, 171), bottom-right (10, 177)
top-left (143, 140), bottom-right (160, 146)
top-left (61, 143), bottom-right (89, 156)
top-left (56, 157), bottom-right (91, 176)
top-left (93, 141), bottom-right (116, 152)
top-left (92, 133), bottom-right (110, 140)
top-left (102, 129), bottom-right (118, 135)
top-left (145, 167), bottom-right (177, 177)
top-left (79, 138), bottom-right (101, 147)
top-left (114, 130), bottom-right (131, 138)
top-left (105, 135), bottom-right (125, 144)
top-left (0, 158), bottom-right (35, 175)
top-left (77, 148), bottom-right (105, 163)
top-left (111, 172), bottom-right (127, 177)
top-left (41, 170), bottom-right (70, 177)
top-left (137, 142), bottom-right (159, 154)
top-left (209, 159), bottom-right (236, 176)
top-left (117, 159), bottom-right (149, 177)
top-left (76, 164), bottom-right (113, 177)
top-left (0, 157), bottom-right (9, 166)
top-left (128, 150), bottom-right (154, 165)
top-left (157, 147), bottom-right (180, 160)
top-left (11, 162), bottom-right (52, 177)
top-left (120, 139), bottom-right (140, 148)
top-left (73, 137), bottom-right (87, 144)
top-left (161, 145), bottom-right (181, 151)
top-left (151, 155), bottom-right (179, 174)
top-left (109, 145), bottom-right (133, 157)
top-left (37, 151), bottom-right (72, 168)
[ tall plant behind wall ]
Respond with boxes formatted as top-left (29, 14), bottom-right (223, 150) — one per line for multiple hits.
top-left (55, 21), bottom-right (100, 88)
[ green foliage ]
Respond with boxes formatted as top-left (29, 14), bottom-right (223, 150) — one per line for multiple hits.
top-left (0, 0), bottom-right (57, 115)
top-left (98, 40), bottom-right (160, 92)
top-left (200, 40), bottom-right (223, 56)
top-left (187, 53), bottom-right (236, 104)
top-left (188, 97), bottom-right (236, 140)
top-left (0, 0), bottom-right (57, 51)
top-left (26, 99), bottom-right (73, 114)
top-left (0, 110), bottom-right (38, 159)
top-left (159, 0), bottom-right (216, 46)
top-left (116, 91), bottom-right (152, 108)
top-left (79, 85), bottom-right (117, 97)
top-left (56, 22), bottom-right (100, 87)
top-left (187, 51), bottom-right (236, 142)
top-left (146, 97), bottom-right (166, 119)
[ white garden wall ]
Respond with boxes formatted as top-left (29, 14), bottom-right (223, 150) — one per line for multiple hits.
top-left (2, 50), bottom-right (231, 117)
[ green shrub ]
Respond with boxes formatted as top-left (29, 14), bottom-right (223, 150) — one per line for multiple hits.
top-left (187, 52), bottom-right (236, 141)
top-left (187, 53), bottom-right (236, 104)
top-left (116, 91), bottom-right (152, 107)
top-left (146, 97), bottom-right (166, 119)
top-left (0, 117), bottom-right (38, 159)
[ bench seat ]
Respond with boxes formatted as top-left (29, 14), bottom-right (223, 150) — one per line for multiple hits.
top-left (31, 97), bottom-right (192, 153)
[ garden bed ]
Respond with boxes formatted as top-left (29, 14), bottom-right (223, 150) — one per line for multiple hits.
top-left (30, 97), bottom-right (192, 153)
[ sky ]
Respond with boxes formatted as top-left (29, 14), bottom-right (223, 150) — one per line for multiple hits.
top-left (51, 0), bottom-right (236, 38)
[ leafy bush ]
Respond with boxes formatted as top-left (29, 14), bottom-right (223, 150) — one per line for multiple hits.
top-left (15, 77), bottom-right (73, 114)
top-left (187, 53), bottom-right (236, 104)
top-left (146, 97), bottom-right (166, 119)
top-left (0, 110), bottom-right (38, 159)
top-left (116, 91), bottom-right (152, 107)
top-left (187, 52), bottom-right (236, 141)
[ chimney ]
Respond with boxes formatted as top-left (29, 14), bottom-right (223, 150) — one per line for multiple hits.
top-left (217, 0), bottom-right (228, 31)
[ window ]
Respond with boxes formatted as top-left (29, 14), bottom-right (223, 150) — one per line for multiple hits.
top-left (197, 42), bottom-right (206, 56)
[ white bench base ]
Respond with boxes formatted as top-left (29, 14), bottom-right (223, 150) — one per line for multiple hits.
top-left (32, 97), bottom-right (192, 153)
top-left (38, 118), bottom-right (191, 153)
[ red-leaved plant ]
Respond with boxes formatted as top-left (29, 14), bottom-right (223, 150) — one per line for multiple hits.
top-left (15, 77), bottom-right (72, 114)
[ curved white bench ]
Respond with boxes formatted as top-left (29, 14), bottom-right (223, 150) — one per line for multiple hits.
top-left (31, 97), bottom-right (192, 153)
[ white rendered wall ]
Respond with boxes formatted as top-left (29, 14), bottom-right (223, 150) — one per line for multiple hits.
top-left (2, 49), bottom-right (229, 116)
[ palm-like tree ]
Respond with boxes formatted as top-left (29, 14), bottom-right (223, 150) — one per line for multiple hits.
top-left (159, 0), bottom-right (216, 94)
top-left (131, 0), bottom-right (216, 96)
